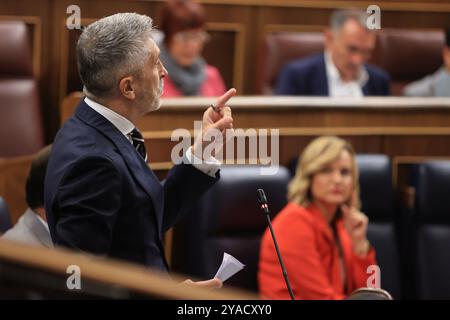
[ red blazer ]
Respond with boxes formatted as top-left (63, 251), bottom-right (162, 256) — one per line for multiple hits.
top-left (162, 65), bottom-right (226, 97)
top-left (258, 203), bottom-right (377, 300)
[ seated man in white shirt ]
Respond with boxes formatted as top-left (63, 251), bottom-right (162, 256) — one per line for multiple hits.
top-left (2, 145), bottom-right (53, 247)
top-left (275, 9), bottom-right (390, 97)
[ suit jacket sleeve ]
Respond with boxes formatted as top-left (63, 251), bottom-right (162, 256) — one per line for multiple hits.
top-left (275, 64), bottom-right (302, 95)
top-left (349, 246), bottom-right (377, 290)
top-left (367, 66), bottom-right (391, 96)
top-left (381, 72), bottom-right (391, 96)
top-left (54, 156), bottom-right (121, 255)
top-left (161, 164), bottom-right (218, 233)
top-left (403, 73), bottom-right (436, 96)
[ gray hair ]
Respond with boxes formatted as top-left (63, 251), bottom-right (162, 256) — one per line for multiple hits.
top-left (329, 9), bottom-right (369, 33)
top-left (77, 13), bottom-right (154, 98)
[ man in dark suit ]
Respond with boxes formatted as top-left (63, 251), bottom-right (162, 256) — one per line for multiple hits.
top-left (44, 13), bottom-right (234, 286)
top-left (276, 9), bottom-right (390, 96)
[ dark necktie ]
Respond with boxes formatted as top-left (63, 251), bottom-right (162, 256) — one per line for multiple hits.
top-left (129, 128), bottom-right (148, 162)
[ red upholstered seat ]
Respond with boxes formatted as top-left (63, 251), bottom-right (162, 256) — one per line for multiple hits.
top-left (0, 21), bottom-right (44, 157)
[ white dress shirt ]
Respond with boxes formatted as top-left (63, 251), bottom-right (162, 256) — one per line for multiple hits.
top-left (36, 213), bottom-right (50, 233)
top-left (324, 51), bottom-right (368, 97)
top-left (84, 97), bottom-right (220, 177)
top-left (2, 208), bottom-right (53, 248)
top-left (403, 66), bottom-right (450, 97)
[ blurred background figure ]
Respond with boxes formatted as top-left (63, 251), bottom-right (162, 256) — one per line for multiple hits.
top-left (275, 9), bottom-right (390, 97)
top-left (258, 136), bottom-right (376, 300)
top-left (160, 0), bottom-right (226, 97)
top-left (2, 145), bottom-right (53, 247)
top-left (403, 28), bottom-right (450, 97)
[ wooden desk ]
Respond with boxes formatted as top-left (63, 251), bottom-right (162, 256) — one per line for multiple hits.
top-left (61, 92), bottom-right (450, 172)
top-left (0, 239), bottom-right (255, 299)
top-left (141, 95), bottom-right (450, 129)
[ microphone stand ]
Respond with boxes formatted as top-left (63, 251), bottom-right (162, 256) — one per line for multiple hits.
top-left (258, 189), bottom-right (296, 300)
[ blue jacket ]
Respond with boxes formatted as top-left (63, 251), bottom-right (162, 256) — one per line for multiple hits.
top-left (275, 53), bottom-right (390, 96)
top-left (44, 100), bottom-right (217, 271)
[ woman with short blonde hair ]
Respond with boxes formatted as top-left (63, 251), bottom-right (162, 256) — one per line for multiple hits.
top-left (288, 136), bottom-right (360, 209)
top-left (258, 136), bottom-right (376, 300)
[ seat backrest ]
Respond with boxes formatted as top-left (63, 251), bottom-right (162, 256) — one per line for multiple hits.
top-left (257, 29), bottom-right (444, 96)
top-left (415, 161), bottom-right (450, 299)
top-left (0, 21), bottom-right (44, 157)
top-left (0, 197), bottom-right (12, 234)
top-left (256, 32), bottom-right (324, 95)
top-left (356, 154), bottom-right (401, 299)
top-left (171, 165), bottom-right (290, 292)
top-left (376, 29), bottom-right (444, 95)
top-left (356, 154), bottom-right (394, 220)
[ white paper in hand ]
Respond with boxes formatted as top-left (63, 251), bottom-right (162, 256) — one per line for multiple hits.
top-left (214, 252), bottom-right (245, 282)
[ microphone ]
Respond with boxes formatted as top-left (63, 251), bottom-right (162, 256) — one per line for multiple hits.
top-left (257, 188), bottom-right (296, 300)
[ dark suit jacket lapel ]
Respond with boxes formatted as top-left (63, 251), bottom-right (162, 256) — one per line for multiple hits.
top-left (362, 72), bottom-right (370, 95)
top-left (358, 64), bottom-right (370, 95)
top-left (317, 54), bottom-right (329, 96)
top-left (74, 100), bottom-right (165, 236)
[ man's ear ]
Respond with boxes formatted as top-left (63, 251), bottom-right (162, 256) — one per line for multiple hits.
top-left (443, 47), bottom-right (450, 70)
top-left (324, 28), bottom-right (334, 50)
top-left (119, 76), bottom-right (136, 100)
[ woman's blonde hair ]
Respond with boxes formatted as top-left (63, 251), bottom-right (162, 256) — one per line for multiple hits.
top-left (288, 136), bottom-right (360, 209)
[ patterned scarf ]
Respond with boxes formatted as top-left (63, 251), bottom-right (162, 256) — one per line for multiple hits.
top-left (159, 43), bottom-right (206, 96)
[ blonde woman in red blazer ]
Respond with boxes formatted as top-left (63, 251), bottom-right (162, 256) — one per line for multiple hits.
top-left (258, 136), bottom-right (377, 300)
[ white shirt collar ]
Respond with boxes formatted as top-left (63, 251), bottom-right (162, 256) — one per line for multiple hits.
top-left (27, 208), bottom-right (50, 233)
top-left (324, 51), bottom-right (369, 97)
top-left (84, 97), bottom-right (221, 177)
top-left (84, 97), bottom-right (135, 137)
